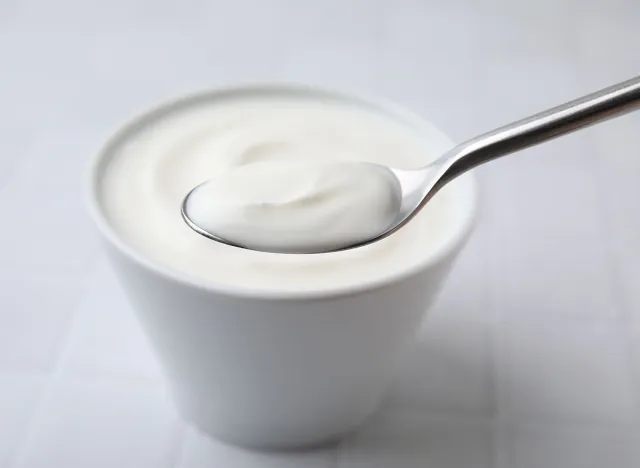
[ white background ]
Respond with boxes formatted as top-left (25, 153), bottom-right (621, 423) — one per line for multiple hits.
top-left (1, 0), bottom-right (639, 466)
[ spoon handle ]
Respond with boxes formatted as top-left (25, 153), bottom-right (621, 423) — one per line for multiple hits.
top-left (442, 75), bottom-right (640, 181)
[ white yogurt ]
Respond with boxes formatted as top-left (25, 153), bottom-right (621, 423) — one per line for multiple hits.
top-left (100, 90), bottom-right (456, 291)
top-left (184, 160), bottom-right (401, 253)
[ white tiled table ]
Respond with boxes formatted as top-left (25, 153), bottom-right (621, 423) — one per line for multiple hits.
top-left (1, 1), bottom-right (639, 466)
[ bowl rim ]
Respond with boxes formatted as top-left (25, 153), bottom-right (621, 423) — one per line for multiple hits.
top-left (86, 83), bottom-right (479, 301)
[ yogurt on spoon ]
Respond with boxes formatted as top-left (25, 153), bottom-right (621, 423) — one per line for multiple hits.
top-left (183, 160), bottom-right (401, 253)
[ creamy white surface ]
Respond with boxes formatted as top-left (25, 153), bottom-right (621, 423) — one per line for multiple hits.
top-left (101, 93), bottom-right (456, 291)
top-left (184, 160), bottom-right (401, 253)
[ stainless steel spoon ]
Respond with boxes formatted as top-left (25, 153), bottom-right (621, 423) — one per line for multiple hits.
top-left (183, 75), bottom-right (640, 253)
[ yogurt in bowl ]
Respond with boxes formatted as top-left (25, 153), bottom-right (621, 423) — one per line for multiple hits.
top-left (88, 84), bottom-right (477, 448)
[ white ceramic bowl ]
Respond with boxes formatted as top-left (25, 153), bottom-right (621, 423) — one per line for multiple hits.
top-left (87, 85), bottom-right (478, 449)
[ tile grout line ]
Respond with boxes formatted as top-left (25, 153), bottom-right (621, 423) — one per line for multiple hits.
top-left (489, 130), bottom-right (640, 468)
top-left (7, 258), bottom-right (189, 468)
top-left (589, 131), bottom-right (640, 426)
top-left (481, 205), bottom-right (510, 468)
top-left (4, 263), bottom-right (121, 468)
top-left (166, 424), bottom-right (189, 468)
top-left (7, 289), bottom-right (86, 468)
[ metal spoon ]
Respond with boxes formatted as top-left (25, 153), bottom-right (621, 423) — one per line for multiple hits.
top-left (182, 75), bottom-right (640, 253)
